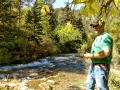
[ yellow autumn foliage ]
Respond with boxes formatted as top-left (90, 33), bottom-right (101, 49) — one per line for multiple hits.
top-left (41, 5), bottom-right (50, 16)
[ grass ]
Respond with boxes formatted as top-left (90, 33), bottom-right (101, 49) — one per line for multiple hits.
top-left (109, 71), bottom-right (120, 90)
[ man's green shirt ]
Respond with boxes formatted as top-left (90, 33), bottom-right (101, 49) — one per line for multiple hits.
top-left (90, 32), bottom-right (113, 64)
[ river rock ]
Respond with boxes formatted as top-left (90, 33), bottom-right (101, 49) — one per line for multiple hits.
top-left (38, 82), bottom-right (50, 90)
top-left (46, 80), bottom-right (55, 85)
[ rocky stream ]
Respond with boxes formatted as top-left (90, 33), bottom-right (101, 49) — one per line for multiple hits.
top-left (0, 53), bottom-right (119, 90)
top-left (0, 53), bottom-right (88, 90)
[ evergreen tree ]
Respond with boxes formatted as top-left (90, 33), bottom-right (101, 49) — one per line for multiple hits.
top-left (25, 1), bottom-right (42, 44)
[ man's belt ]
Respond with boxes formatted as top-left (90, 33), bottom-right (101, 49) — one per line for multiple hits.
top-left (92, 63), bottom-right (110, 67)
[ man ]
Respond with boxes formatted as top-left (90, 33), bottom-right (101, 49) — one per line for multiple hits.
top-left (83, 19), bottom-right (113, 90)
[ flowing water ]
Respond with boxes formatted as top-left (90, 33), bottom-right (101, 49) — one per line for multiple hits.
top-left (0, 53), bottom-right (86, 80)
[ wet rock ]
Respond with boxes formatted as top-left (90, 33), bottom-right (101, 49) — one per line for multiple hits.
top-left (0, 75), bottom-right (6, 79)
top-left (38, 77), bottom-right (47, 82)
top-left (47, 80), bottom-right (55, 85)
top-left (20, 86), bottom-right (28, 90)
top-left (38, 82), bottom-right (50, 90)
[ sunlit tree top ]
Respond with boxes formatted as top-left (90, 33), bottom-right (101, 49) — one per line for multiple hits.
top-left (71, 0), bottom-right (120, 18)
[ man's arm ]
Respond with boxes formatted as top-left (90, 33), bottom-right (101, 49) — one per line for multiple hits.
top-left (83, 49), bottom-right (111, 59)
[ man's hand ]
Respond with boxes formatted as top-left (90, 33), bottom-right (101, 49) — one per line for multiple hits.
top-left (82, 49), bottom-right (110, 59)
top-left (83, 53), bottom-right (93, 59)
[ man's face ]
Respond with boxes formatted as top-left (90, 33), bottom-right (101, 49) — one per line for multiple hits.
top-left (93, 24), bottom-right (104, 35)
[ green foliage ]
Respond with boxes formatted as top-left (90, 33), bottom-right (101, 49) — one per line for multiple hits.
top-left (54, 5), bottom-right (75, 26)
top-left (0, 0), bottom-right (120, 65)
top-left (40, 16), bottom-right (51, 35)
top-left (0, 41), bottom-right (15, 50)
top-left (81, 42), bottom-right (90, 52)
top-left (52, 23), bottom-right (82, 53)
top-left (25, 1), bottom-right (43, 44)
top-left (40, 36), bottom-right (59, 55)
top-left (115, 42), bottom-right (120, 54)
top-left (108, 19), bottom-right (120, 54)
top-left (0, 48), bottom-right (11, 64)
top-left (80, 33), bottom-right (92, 52)
top-left (15, 37), bottom-right (29, 52)
top-left (72, 0), bottom-right (120, 18)
top-left (109, 73), bottom-right (120, 90)
top-left (48, 8), bottom-right (58, 31)
top-left (54, 23), bottom-right (82, 44)
top-left (25, 0), bottom-right (57, 44)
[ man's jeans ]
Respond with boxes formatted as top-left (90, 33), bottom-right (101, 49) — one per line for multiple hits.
top-left (86, 65), bottom-right (110, 90)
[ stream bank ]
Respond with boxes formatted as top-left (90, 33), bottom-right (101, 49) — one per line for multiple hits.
top-left (0, 53), bottom-right (119, 90)
top-left (0, 53), bottom-right (87, 90)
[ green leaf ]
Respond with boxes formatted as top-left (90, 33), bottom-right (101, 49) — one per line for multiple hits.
top-left (81, 0), bottom-right (85, 3)
top-left (91, 1), bottom-right (100, 13)
top-left (114, 0), bottom-right (119, 3)
top-left (89, 8), bottom-right (95, 14)
top-left (114, 0), bottom-right (120, 5)
top-left (109, 8), bottom-right (119, 15)
top-left (81, 7), bottom-right (89, 17)
top-left (37, 0), bottom-right (41, 2)
top-left (72, 0), bottom-right (85, 4)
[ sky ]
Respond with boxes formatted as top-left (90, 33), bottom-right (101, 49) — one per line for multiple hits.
top-left (53, 0), bottom-right (83, 9)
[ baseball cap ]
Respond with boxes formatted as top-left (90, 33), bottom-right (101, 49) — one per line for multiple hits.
top-left (90, 19), bottom-right (105, 27)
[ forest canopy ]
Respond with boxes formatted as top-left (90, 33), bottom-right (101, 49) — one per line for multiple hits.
top-left (0, 0), bottom-right (120, 64)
